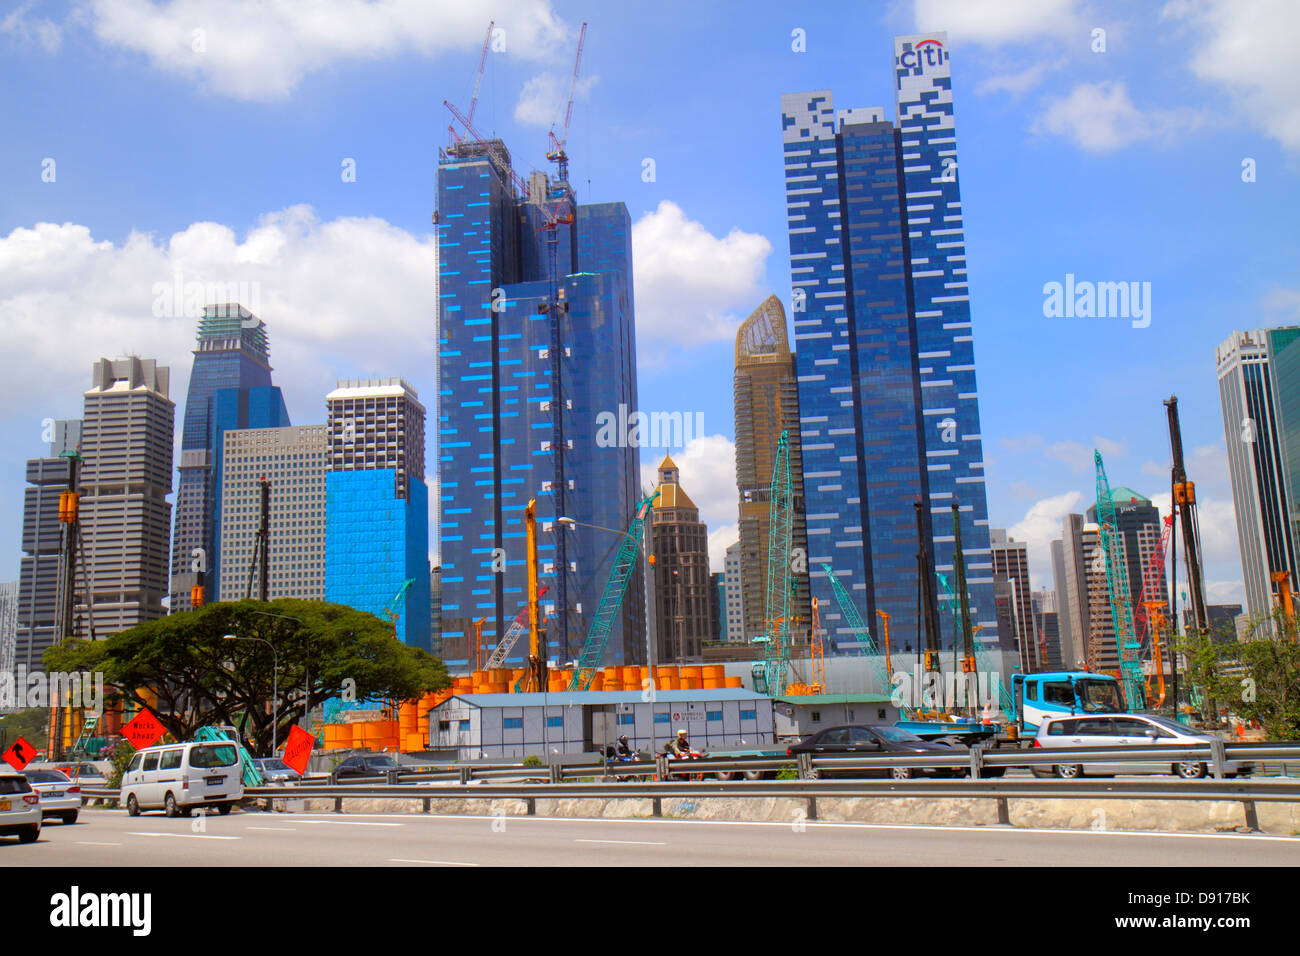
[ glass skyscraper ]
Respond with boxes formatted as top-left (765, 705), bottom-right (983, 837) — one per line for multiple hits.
top-left (780, 32), bottom-right (998, 655)
top-left (437, 140), bottom-right (642, 673)
top-left (1217, 326), bottom-right (1300, 620)
top-left (170, 306), bottom-right (287, 611)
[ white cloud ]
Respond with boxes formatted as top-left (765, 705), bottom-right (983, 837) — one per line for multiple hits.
top-left (1035, 81), bottom-right (1208, 152)
top-left (975, 58), bottom-right (1065, 96)
top-left (84, 0), bottom-right (566, 101)
top-left (1093, 435), bottom-right (1125, 459)
top-left (1163, 0), bottom-right (1300, 152)
top-left (1043, 439), bottom-right (1093, 472)
top-left (631, 201), bottom-right (771, 362)
top-left (913, 0), bottom-right (1085, 44)
top-left (514, 71), bottom-right (598, 128)
top-left (0, 205), bottom-right (439, 539)
top-left (1008, 490), bottom-right (1084, 585)
top-left (1, 2), bottom-right (62, 52)
top-left (639, 433), bottom-right (737, 570)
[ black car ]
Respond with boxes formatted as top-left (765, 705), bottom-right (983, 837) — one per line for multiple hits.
top-left (786, 725), bottom-right (962, 779)
top-left (333, 754), bottom-right (403, 779)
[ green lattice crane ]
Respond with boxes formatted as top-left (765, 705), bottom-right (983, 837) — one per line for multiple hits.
top-left (755, 430), bottom-right (795, 696)
top-left (822, 564), bottom-right (913, 717)
top-left (1094, 450), bottom-right (1145, 709)
top-left (568, 491), bottom-right (659, 691)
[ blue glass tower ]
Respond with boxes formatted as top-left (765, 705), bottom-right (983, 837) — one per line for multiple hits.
top-left (780, 31), bottom-right (998, 655)
top-left (437, 142), bottom-right (642, 674)
top-left (170, 305), bottom-right (287, 611)
top-left (324, 378), bottom-right (432, 652)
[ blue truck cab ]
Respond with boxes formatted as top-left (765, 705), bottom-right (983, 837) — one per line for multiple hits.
top-left (1012, 671), bottom-right (1127, 734)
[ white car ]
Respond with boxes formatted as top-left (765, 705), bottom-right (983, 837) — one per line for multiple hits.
top-left (23, 769), bottom-right (82, 824)
top-left (1033, 713), bottom-right (1255, 779)
top-left (0, 770), bottom-right (42, 843)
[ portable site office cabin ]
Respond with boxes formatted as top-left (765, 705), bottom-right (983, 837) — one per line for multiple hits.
top-left (430, 689), bottom-right (776, 761)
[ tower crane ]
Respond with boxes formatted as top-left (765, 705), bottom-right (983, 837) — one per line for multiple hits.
top-left (1094, 450), bottom-right (1145, 709)
top-left (546, 21), bottom-right (587, 185)
top-left (568, 492), bottom-right (658, 690)
top-left (753, 430), bottom-right (794, 696)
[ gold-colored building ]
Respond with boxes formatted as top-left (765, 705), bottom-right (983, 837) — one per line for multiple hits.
top-left (733, 295), bottom-right (811, 644)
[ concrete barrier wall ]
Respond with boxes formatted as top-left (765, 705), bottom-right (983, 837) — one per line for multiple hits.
top-left (292, 794), bottom-right (1300, 835)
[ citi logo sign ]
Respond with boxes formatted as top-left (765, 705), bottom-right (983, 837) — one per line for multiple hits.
top-left (898, 38), bottom-right (948, 73)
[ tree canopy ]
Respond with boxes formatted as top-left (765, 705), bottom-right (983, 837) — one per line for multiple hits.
top-left (44, 599), bottom-right (450, 756)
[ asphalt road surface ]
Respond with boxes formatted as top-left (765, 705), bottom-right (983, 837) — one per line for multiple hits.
top-left (2, 808), bottom-right (1298, 865)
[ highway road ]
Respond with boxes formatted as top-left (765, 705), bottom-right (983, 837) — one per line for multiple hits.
top-left (2, 807), bottom-right (1298, 866)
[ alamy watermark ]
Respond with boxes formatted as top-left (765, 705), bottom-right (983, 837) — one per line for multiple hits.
top-left (151, 270), bottom-right (261, 320)
top-left (1, 667), bottom-right (103, 713)
top-left (890, 666), bottom-right (1002, 711)
top-left (595, 404), bottom-right (704, 449)
top-left (1042, 274), bottom-right (1151, 329)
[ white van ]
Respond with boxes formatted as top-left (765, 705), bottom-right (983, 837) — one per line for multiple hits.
top-left (120, 741), bottom-right (245, 817)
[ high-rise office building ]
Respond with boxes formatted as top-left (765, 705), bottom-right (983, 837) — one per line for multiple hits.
top-left (709, 570), bottom-right (724, 643)
top-left (1058, 514), bottom-right (1094, 670)
top-left (430, 565), bottom-right (442, 657)
top-left (650, 457), bottom-right (713, 663)
top-left (217, 425), bottom-right (328, 601)
top-left (734, 295), bottom-right (810, 644)
top-left (780, 33), bottom-right (997, 656)
top-left (79, 357), bottom-right (174, 633)
top-left (723, 540), bottom-right (745, 644)
top-left (13, 420), bottom-right (80, 673)
top-left (1031, 589), bottom-right (1063, 670)
top-left (989, 529), bottom-right (1033, 667)
top-left (1049, 538), bottom-right (1075, 668)
top-left (437, 136), bottom-right (642, 672)
top-left (325, 378), bottom-right (431, 652)
top-left (171, 306), bottom-right (287, 611)
top-left (1217, 327), bottom-right (1300, 620)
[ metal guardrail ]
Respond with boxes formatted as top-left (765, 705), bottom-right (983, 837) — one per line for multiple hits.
top-left (242, 777), bottom-right (1300, 832)
top-left (77, 741), bottom-right (1300, 799)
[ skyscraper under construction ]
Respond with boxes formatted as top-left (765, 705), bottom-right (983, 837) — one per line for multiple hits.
top-left (733, 295), bottom-right (810, 644)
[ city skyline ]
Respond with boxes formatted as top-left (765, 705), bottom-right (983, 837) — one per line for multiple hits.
top-left (2, 2), bottom-right (1297, 625)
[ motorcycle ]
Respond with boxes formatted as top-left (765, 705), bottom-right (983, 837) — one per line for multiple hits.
top-left (665, 747), bottom-right (708, 781)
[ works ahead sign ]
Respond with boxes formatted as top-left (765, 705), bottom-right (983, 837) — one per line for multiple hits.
top-left (121, 711), bottom-right (166, 750)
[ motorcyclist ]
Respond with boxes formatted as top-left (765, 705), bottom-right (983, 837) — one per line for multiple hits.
top-left (614, 734), bottom-right (635, 760)
top-left (666, 728), bottom-right (693, 758)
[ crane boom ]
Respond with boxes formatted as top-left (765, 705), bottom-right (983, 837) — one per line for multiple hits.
top-left (1165, 397), bottom-right (1208, 632)
top-left (823, 563), bottom-right (911, 715)
top-left (467, 20), bottom-right (494, 126)
top-left (1133, 514), bottom-right (1173, 653)
top-left (485, 587), bottom-right (550, 670)
top-left (443, 98), bottom-right (531, 198)
top-left (568, 491), bottom-right (658, 690)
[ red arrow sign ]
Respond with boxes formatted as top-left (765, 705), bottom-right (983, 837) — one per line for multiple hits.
top-left (280, 725), bottom-right (315, 776)
top-left (2, 736), bottom-right (36, 771)
top-left (121, 710), bottom-right (166, 750)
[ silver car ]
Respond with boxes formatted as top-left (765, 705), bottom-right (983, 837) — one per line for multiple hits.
top-left (23, 769), bottom-right (82, 824)
top-left (0, 770), bottom-right (42, 843)
top-left (1033, 713), bottom-right (1254, 779)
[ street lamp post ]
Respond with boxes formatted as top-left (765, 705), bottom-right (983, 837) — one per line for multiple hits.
top-left (224, 634), bottom-right (279, 755)
top-left (246, 611), bottom-right (308, 727)
top-left (556, 515), bottom-right (657, 684)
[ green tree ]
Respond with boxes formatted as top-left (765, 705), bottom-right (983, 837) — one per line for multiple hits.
top-left (44, 599), bottom-right (450, 756)
top-left (1179, 608), bottom-right (1300, 740)
top-left (0, 707), bottom-right (50, 752)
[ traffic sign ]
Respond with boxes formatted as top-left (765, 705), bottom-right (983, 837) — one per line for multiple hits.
top-left (281, 725), bottom-right (314, 776)
top-left (121, 710), bottom-right (166, 750)
top-left (2, 736), bottom-right (36, 771)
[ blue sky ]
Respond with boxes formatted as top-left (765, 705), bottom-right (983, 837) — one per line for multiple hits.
top-left (2, 0), bottom-right (1298, 607)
